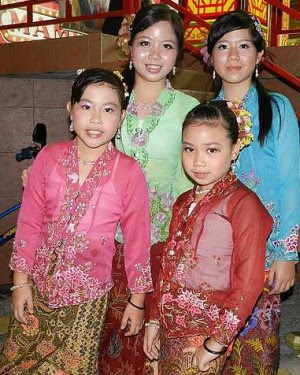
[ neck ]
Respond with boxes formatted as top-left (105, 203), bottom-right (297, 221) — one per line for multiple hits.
top-left (134, 75), bottom-right (166, 104)
top-left (77, 139), bottom-right (109, 162)
top-left (222, 80), bottom-right (252, 101)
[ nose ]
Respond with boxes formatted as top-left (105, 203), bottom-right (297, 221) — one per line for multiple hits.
top-left (228, 46), bottom-right (239, 60)
top-left (148, 44), bottom-right (161, 60)
top-left (89, 108), bottom-right (102, 124)
top-left (193, 153), bottom-right (206, 167)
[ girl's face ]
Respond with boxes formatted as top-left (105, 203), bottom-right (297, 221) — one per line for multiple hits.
top-left (67, 83), bottom-right (125, 155)
top-left (182, 123), bottom-right (239, 190)
top-left (211, 29), bottom-right (264, 90)
top-left (130, 20), bottom-right (178, 84)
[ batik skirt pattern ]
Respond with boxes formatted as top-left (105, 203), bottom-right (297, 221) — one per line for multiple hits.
top-left (222, 289), bottom-right (281, 375)
top-left (159, 335), bottom-right (227, 375)
top-left (0, 284), bottom-right (108, 375)
top-left (99, 241), bottom-right (164, 375)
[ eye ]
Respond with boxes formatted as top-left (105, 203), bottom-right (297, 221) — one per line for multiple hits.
top-left (216, 44), bottom-right (228, 50)
top-left (103, 107), bottom-right (116, 114)
top-left (80, 103), bottom-right (91, 110)
top-left (163, 43), bottom-right (175, 50)
top-left (207, 148), bottom-right (220, 154)
top-left (138, 40), bottom-right (150, 47)
top-left (240, 43), bottom-right (250, 49)
top-left (183, 146), bottom-right (194, 153)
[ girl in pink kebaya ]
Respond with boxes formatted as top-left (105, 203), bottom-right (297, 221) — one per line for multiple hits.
top-left (0, 68), bottom-right (152, 374)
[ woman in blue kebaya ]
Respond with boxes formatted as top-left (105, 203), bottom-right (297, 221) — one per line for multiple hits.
top-left (202, 9), bottom-right (300, 375)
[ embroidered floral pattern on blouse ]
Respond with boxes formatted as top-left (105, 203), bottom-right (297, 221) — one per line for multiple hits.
top-left (272, 225), bottom-right (299, 252)
top-left (125, 83), bottom-right (176, 168)
top-left (240, 169), bottom-right (261, 191)
top-left (150, 186), bottom-right (176, 243)
top-left (131, 258), bottom-right (152, 293)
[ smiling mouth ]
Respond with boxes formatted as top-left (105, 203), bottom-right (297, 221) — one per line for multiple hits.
top-left (86, 130), bottom-right (103, 138)
top-left (227, 66), bottom-right (242, 71)
top-left (193, 172), bottom-right (209, 179)
top-left (145, 64), bottom-right (162, 73)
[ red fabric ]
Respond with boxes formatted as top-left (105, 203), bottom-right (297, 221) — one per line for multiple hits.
top-left (148, 173), bottom-right (273, 346)
top-left (99, 241), bottom-right (164, 375)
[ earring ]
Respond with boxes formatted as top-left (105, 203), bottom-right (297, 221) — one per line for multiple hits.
top-left (172, 66), bottom-right (176, 76)
top-left (129, 60), bottom-right (133, 70)
top-left (212, 70), bottom-right (216, 80)
top-left (115, 127), bottom-right (121, 140)
top-left (69, 121), bottom-right (74, 132)
top-left (231, 160), bottom-right (237, 174)
top-left (255, 64), bottom-right (259, 78)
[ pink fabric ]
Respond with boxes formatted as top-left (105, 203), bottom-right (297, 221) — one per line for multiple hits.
top-left (10, 140), bottom-right (153, 308)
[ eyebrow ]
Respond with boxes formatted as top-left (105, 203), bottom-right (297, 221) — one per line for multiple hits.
top-left (216, 39), bottom-right (253, 43)
top-left (79, 99), bottom-right (118, 106)
top-left (136, 35), bottom-right (176, 43)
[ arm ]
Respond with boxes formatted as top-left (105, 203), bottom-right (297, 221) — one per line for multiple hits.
top-left (10, 147), bottom-right (48, 323)
top-left (268, 95), bottom-right (300, 294)
top-left (210, 193), bottom-right (273, 346)
top-left (10, 147), bottom-right (47, 273)
top-left (119, 160), bottom-right (153, 336)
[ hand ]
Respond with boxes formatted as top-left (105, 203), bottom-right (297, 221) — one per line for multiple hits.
top-left (183, 344), bottom-right (219, 372)
top-left (121, 302), bottom-right (144, 336)
top-left (143, 322), bottom-right (160, 360)
top-left (11, 286), bottom-right (34, 324)
top-left (21, 166), bottom-right (31, 188)
top-left (268, 260), bottom-right (295, 295)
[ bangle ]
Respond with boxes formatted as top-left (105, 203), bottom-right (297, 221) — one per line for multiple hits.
top-left (128, 298), bottom-right (145, 310)
top-left (203, 337), bottom-right (227, 355)
top-left (145, 321), bottom-right (160, 330)
top-left (10, 283), bottom-right (31, 291)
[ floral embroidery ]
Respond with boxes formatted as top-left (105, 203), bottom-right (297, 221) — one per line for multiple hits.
top-left (2, 339), bottom-right (19, 361)
top-left (272, 225), bottom-right (299, 252)
top-left (240, 169), bottom-right (261, 191)
top-left (125, 82), bottom-right (176, 168)
top-left (36, 340), bottom-right (56, 357)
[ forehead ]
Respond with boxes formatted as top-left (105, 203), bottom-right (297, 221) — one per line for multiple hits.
top-left (216, 28), bottom-right (252, 42)
top-left (81, 83), bottom-right (120, 102)
top-left (135, 20), bottom-right (177, 40)
top-left (183, 123), bottom-right (229, 142)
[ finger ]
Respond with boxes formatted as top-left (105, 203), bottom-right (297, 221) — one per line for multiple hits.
top-left (16, 306), bottom-right (27, 324)
top-left (268, 269), bottom-right (275, 286)
top-left (27, 296), bottom-right (34, 314)
top-left (183, 346), bottom-right (197, 354)
top-left (120, 315), bottom-right (129, 330)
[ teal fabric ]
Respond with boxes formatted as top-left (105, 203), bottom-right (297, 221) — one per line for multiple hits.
top-left (217, 85), bottom-right (300, 269)
top-left (116, 86), bottom-right (199, 243)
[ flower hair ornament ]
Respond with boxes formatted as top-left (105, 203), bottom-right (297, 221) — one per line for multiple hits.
top-left (249, 14), bottom-right (263, 37)
top-left (117, 14), bottom-right (136, 62)
top-left (227, 100), bottom-right (253, 149)
top-left (113, 70), bottom-right (129, 98)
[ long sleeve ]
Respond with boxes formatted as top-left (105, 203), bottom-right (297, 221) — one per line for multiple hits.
top-left (120, 161), bottom-right (153, 293)
top-left (271, 95), bottom-right (300, 262)
top-left (10, 147), bottom-right (47, 274)
top-left (211, 192), bottom-right (273, 345)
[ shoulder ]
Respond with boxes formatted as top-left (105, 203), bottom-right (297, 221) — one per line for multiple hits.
top-left (115, 150), bottom-right (145, 180)
top-left (173, 89), bottom-right (199, 107)
top-left (34, 140), bottom-right (72, 163)
top-left (229, 180), bottom-right (266, 212)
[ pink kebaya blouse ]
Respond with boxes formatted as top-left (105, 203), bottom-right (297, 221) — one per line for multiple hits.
top-left (149, 173), bottom-right (273, 346)
top-left (10, 140), bottom-right (153, 308)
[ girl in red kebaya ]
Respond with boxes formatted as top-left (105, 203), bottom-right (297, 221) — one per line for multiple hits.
top-left (144, 101), bottom-right (273, 374)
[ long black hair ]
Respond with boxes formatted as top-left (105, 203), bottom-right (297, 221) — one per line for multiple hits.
top-left (207, 10), bottom-right (279, 145)
top-left (183, 101), bottom-right (239, 145)
top-left (122, 3), bottom-right (183, 104)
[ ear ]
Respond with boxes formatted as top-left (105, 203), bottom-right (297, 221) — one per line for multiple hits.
top-left (256, 50), bottom-right (264, 64)
top-left (120, 109), bottom-right (126, 124)
top-left (231, 140), bottom-right (240, 161)
top-left (66, 102), bottom-right (72, 117)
